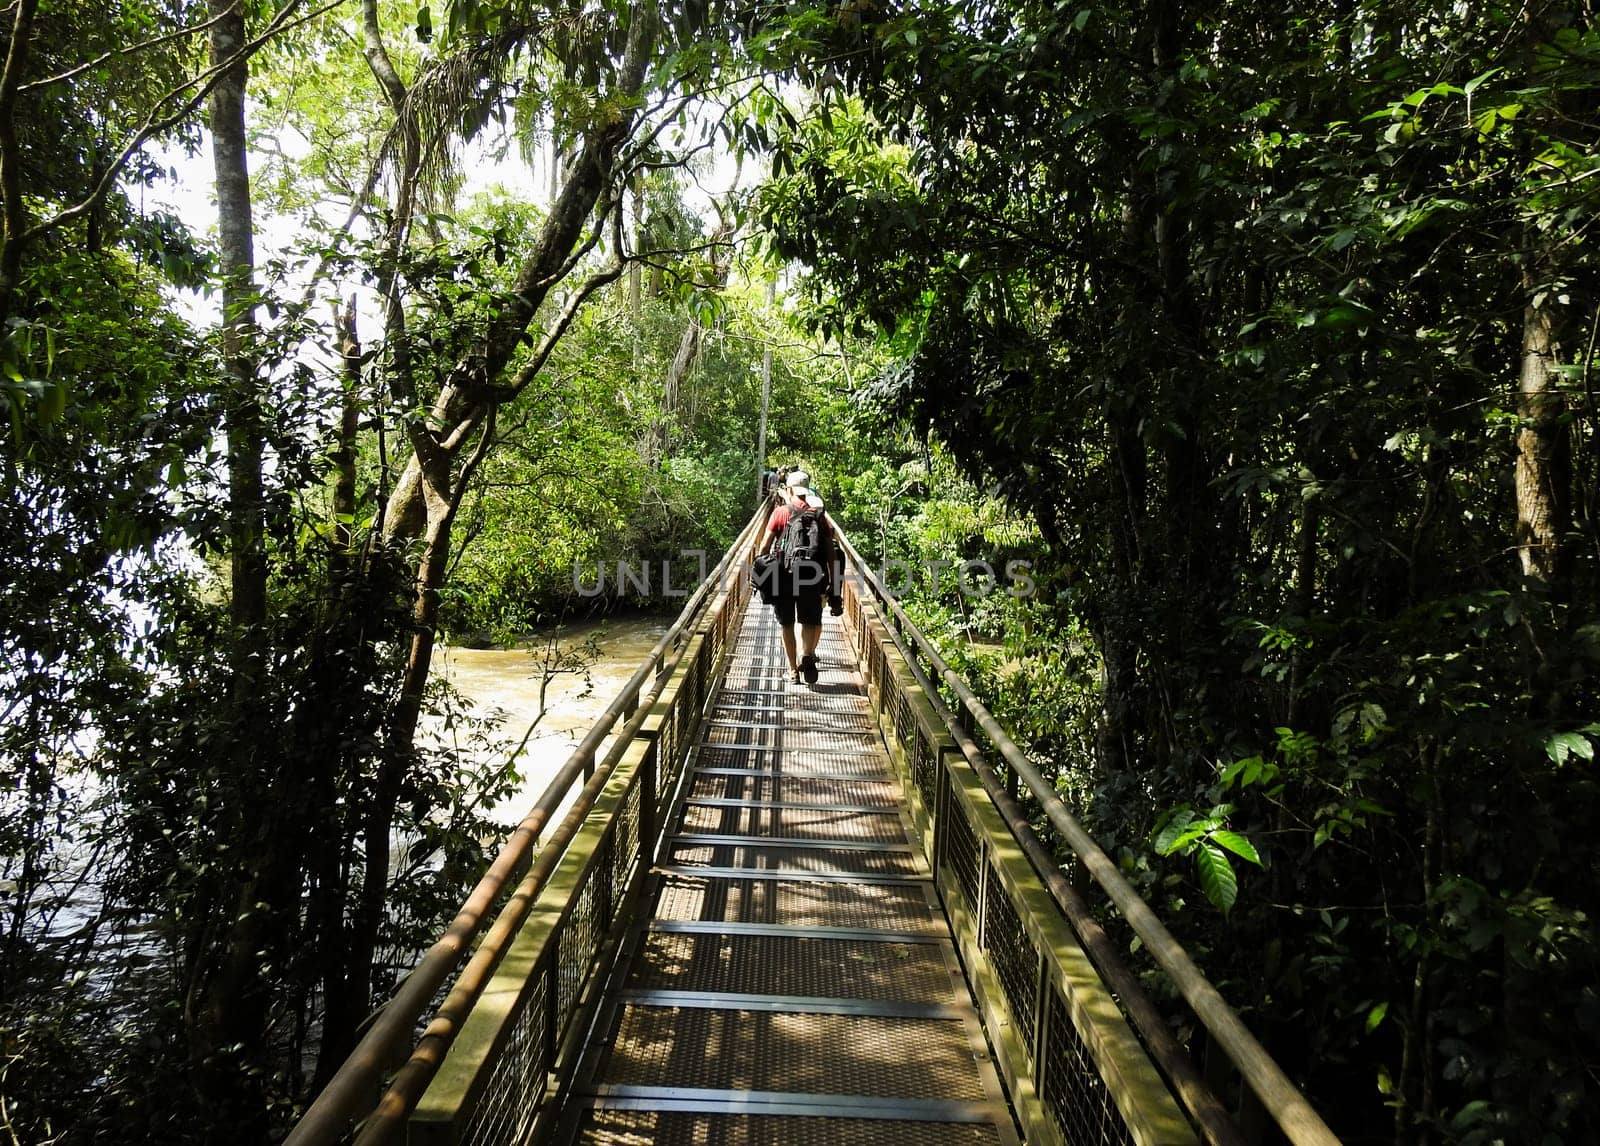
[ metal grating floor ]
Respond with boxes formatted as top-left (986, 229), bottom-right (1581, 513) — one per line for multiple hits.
top-left (630, 932), bottom-right (953, 1001)
top-left (599, 1007), bottom-right (990, 1097)
top-left (561, 602), bottom-right (1019, 1145)
top-left (687, 773), bottom-right (902, 806)
top-left (679, 802), bottom-right (908, 842)
top-left (653, 873), bottom-right (939, 932)
top-left (575, 1110), bottom-right (1005, 1145)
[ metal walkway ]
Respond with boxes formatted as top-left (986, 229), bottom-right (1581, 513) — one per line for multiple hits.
top-left (559, 602), bottom-right (1020, 1144)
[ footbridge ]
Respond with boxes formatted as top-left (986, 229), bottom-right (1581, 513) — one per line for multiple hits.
top-left (289, 509), bottom-right (1339, 1146)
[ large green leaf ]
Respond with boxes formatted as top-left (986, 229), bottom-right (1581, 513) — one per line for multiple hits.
top-left (1151, 807), bottom-right (1195, 855)
top-left (1545, 731), bottom-right (1595, 765)
top-left (1195, 843), bottom-right (1238, 915)
top-left (1209, 830), bottom-right (1263, 867)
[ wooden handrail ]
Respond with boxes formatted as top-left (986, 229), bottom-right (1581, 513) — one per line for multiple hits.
top-left (834, 528), bottom-right (1341, 1146)
top-left (286, 507), bottom-right (769, 1146)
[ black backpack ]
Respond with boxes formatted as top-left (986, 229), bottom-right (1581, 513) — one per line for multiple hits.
top-left (779, 506), bottom-right (827, 570)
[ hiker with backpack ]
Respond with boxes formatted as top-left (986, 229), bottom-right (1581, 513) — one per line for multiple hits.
top-left (755, 469), bottom-right (842, 685)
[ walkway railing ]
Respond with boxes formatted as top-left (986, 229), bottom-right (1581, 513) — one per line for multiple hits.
top-left (833, 527), bottom-right (1339, 1146)
top-left (286, 507), bottom-right (769, 1146)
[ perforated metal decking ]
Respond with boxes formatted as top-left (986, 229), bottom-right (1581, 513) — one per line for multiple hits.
top-left (558, 603), bottom-right (1021, 1146)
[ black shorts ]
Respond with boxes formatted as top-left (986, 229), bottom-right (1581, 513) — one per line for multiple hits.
top-left (774, 593), bottom-right (824, 627)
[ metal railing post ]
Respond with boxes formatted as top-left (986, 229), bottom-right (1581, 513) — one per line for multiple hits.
top-left (639, 741), bottom-right (656, 866)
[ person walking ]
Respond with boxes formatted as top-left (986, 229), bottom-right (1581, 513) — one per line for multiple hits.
top-left (756, 469), bottom-right (841, 685)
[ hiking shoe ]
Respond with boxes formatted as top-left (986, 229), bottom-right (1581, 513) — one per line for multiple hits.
top-left (801, 654), bottom-right (818, 684)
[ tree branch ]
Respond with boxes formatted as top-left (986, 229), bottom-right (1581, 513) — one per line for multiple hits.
top-left (18, 10), bottom-right (229, 93)
top-left (494, 256), bottom-right (626, 403)
top-left (360, 0), bottom-right (406, 110)
top-left (17, 0), bottom-right (339, 249)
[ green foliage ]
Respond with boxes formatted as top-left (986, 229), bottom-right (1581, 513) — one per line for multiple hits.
top-left (762, 0), bottom-right (1600, 1140)
top-left (2, 0), bottom-right (841, 1139)
top-left (1545, 725), bottom-right (1599, 765)
top-left (438, 211), bottom-right (852, 635)
top-left (1151, 803), bottom-right (1263, 915)
top-left (8, 0), bottom-right (207, 236)
top-left (0, 246), bottom-right (216, 1139)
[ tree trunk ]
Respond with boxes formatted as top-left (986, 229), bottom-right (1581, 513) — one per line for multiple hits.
top-left (345, 412), bottom-right (491, 1036)
top-left (650, 222), bottom-right (733, 462)
top-left (334, 296), bottom-right (361, 551)
top-left (213, 4), bottom-right (266, 634)
top-left (191, 2), bottom-right (272, 1136)
top-left (382, 11), bottom-right (656, 545)
top-left (629, 174), bottom-right (643, 326)
top-left (1097, 409), bottom-right (1146, 781)
top-left (1514, 267), bottom-right (1570, 591)
top-left (1285, 498), bottom-right (1319, 726)
top-left (0, 0), bottom-right (40, 327)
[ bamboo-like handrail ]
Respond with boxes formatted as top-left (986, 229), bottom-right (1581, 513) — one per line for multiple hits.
top-left (834, 529), bottom-right (1341, 1146)
top-left (286, 507), bottom-right (769, 1146)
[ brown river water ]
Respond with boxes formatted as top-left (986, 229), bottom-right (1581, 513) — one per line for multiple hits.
top-left (425, 614), bottom-right (673, 824)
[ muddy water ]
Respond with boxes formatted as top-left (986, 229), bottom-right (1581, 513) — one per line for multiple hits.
top-left (426, 615), bottom-right (673, 825)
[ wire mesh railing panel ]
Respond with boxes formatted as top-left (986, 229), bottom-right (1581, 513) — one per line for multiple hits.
top-left (1042, 984), bottom-right (1135, 1146)
top-left (981, 860), bottom-right (1038, 1061)
top-left (943, 779), bottom-right (984, 917)
top-left (891, 675), bottom-right (914, 753)
top-left (913, 722), bottom-right (939, 809)
top-left (664, 654), bottom-right (703, 791)
top-left (457, 967), bottom-right (552, 1146)
top-left (610, 779), bottom-right (642, 901)
top-left (659, 700), bottom-right (683, 786)
top-left (558, 859), bottom-right (600, 1029)
top-left (675, 663), bottom-right (695, 739)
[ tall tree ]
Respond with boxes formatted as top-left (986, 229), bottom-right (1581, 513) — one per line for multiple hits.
top-left (185, 0), bottom-right (273, 1128)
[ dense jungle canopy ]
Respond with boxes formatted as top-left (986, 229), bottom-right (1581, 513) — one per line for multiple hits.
top-left (1, 1), bottom-right (1597, 1142)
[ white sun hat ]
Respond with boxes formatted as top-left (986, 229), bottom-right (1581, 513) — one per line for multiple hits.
top-left (784, 469), bottom-right (811, 488)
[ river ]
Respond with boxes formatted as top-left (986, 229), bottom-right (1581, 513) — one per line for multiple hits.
top-left (425, 614), bottom-right (673, 826)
